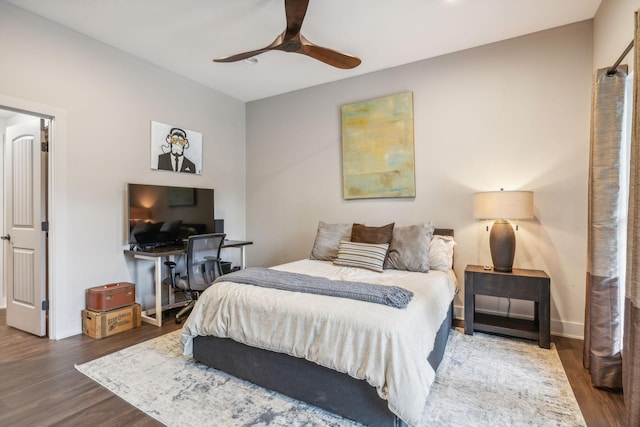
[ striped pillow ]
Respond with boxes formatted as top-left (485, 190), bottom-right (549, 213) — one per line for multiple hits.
top-left (333, 240), bottom-right (389, 273)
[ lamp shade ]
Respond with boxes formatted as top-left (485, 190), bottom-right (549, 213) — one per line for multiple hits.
top-left (473, 191), bottom-right (534, 220)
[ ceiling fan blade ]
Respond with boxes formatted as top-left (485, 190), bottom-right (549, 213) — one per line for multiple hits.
top-left (213, 1), bottom-right (361, 69)
top-left (301, 43), bottom-right (361, 69)
top-left (213, 35), bottom-right (284, 63)
top-left (213, 48), bottom-right (272, 63)
top-left (284, 0), bottom-right (310, 38)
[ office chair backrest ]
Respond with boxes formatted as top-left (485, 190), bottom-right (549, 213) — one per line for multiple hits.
top-left (186, 233), bottom-right (226, 291)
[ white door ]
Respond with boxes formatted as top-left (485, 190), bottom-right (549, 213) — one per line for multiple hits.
top-left (4, 118), bottom-right (47, 336)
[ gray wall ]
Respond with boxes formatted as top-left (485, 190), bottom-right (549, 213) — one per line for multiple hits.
top-left (246, 21), bottom-right (593, 338)
top-left (0, 1), bottom-right (246, 338)
top-left (3, 0), bottom-right (633, 339)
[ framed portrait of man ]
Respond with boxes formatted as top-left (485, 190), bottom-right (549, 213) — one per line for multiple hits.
top-left (150, 121), bottom-right (203, 175)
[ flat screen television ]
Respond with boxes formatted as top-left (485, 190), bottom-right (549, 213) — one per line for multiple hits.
top-left (127, 183), bottom-right (214, 248)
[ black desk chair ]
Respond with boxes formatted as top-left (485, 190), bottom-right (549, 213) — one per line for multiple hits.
top-left (164, 233), bottom-right (226, 323)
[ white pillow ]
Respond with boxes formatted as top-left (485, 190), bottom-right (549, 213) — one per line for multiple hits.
top-left (429, 235), bottom-right (456, 271)
top-left (333, 240), bottom-right (389, 273)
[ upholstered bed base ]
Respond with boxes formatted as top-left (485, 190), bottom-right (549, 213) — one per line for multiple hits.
top-left (192, 302), bottom-right (453, 427)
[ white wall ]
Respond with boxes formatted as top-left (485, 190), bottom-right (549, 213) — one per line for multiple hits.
top-left (593, 0), bottom-right (640, 71)
top-left (246, 21), bottom-right (593, 338)
top-left (0, 116), bottom-right (4, 309)
top-left (0, 1), bottom-right (246, 338)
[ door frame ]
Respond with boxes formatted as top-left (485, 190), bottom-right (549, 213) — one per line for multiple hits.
top-left (0, 93), bottom-right (66, 339)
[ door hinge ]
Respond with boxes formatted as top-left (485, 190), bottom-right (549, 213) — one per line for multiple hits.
top-left (42, 300), bottom-right (49, 311)
top-left (41, 221), bottom-right (49, 232)
top-left (41, 142), bottom-right (48, 152)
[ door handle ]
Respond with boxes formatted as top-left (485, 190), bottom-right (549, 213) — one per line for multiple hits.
top-left (1, 234), bottom-right (10, 241)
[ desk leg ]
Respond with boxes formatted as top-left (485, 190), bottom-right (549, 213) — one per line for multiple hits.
top-left (134, 252), bottom-right (187, 327)
top-left (151, 254), bottom-right (178, 326)
top-left (240, 246), bottom-right (246, 269)
top-left (153, 256), bottom-right (164, 327)
top-left (138, 255), bottom-right (163, 327)
top-left (167, 255), bottom-right (175, 306)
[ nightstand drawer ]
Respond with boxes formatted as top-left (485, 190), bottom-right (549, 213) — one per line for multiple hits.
top-left (471, 272), bottom-right (543, 300)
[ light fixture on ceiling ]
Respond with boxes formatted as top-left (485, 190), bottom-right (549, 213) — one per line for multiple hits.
top-left (213, 0), bottom-right (360, 69)
top-left (244, 58), bottom-right (258, 64)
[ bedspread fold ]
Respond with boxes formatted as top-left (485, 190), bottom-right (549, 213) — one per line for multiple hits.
top-left (215, 267), bottom-right (413, 308)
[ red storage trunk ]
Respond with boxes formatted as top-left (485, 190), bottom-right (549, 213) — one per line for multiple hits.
top-left (85, 282), bottom-right (136, 312)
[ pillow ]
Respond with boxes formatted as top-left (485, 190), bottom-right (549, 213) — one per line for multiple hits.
top-left (131, 220), bottom-right (152, 234)
top-left (309, 221), bottom-right (353, 261)
top-left (131, 221), bottom-right (164, 243)
top-left (333, 240), bottom-right (390, 273)
top-left (160, 220), bottom-right (182, 233)
top-left (384, 223), bottom-right (435, 272)
top-left (429, 235), bottom-right (457, 272)
top-left (351, 223), bottom-right (395, 244)
top-left (130, 220), bottom-right (152, 243)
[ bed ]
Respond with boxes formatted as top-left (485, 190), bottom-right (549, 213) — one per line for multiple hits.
top-left (181, 224), bottom-right (456, 427)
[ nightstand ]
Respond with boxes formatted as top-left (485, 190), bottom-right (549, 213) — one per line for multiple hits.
top-left (464, 264), bottom-right (550, 349)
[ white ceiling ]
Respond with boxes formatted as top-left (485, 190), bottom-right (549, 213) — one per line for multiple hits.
top-left (6, 0), bottom-right (602, 102)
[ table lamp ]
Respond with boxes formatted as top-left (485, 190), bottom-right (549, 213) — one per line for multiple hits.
top-left (129, 207), bottom-right (151, 221)
top-left (473, 189), bottom-right (534, 272)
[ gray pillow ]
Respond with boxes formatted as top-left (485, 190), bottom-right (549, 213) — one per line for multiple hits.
top-left (160, 220), bottom-right (182, 233)
top-left (384, 223), bottom-right (435, 272)
top-left (309, 221), bottom-right (352, 261)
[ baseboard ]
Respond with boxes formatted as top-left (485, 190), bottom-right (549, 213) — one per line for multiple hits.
top-left (453, 304), bottom-right (584, 340)
top-left (453, 303), bottom-right (464, 322)
top-left (550, 319), bottom-right (584, 340)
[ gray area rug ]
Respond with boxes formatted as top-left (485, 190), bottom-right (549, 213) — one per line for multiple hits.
top-left (75, 329), bottom-right (586, 426)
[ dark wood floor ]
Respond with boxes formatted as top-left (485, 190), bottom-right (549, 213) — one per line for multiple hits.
top-left (553, 335), bottom-right (626, 427)
top-left (0, 309), bottom-right (180, 426)
top-left (0, 309), bottom-right (625, 426)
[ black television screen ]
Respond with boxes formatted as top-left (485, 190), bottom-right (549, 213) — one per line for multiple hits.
top-left (127, 183), bottom-right (214, 247)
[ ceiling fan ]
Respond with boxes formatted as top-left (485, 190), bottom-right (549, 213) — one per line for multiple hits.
top-left (213, 0), bottom-right (361, 69)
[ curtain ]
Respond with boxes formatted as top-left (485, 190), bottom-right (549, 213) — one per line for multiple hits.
top-left (624, 11), bottom-right (640, 425)
top-left (583, 64), bottom-right (627, 389)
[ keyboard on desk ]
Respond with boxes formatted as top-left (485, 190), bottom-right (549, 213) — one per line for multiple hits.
top-left (136, 241), bottom-right (184, 251)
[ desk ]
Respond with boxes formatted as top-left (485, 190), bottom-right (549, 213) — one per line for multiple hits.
top-left (124, 239), bottom-right (253, 326)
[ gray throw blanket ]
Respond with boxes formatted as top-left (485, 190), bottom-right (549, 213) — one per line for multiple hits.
top-left (214, 267), bottom-right (413, 309)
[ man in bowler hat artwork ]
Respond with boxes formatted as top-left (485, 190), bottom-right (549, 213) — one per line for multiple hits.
top-left (157, 127), bottom-right (196, 173)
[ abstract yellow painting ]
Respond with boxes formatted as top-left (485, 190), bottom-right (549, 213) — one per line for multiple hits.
top-left (341, 92), bottom-right (416, 199)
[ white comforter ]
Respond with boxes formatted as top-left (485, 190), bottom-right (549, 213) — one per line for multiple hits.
top-left (181, 259), bottom-right (456, 427)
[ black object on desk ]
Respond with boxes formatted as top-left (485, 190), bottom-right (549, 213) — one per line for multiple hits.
top-left (464, 264), bottom-right (550, 349)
